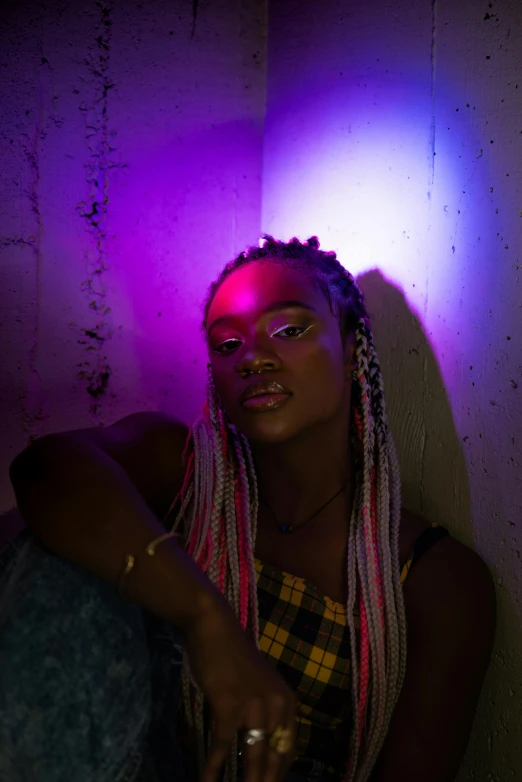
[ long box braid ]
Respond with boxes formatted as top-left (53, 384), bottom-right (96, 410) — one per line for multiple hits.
top-left (165, 236), bottom-right (406, 781)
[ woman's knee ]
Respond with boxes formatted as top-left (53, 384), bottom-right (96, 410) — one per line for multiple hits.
top-left (0, 532), bottom-right (152, 782)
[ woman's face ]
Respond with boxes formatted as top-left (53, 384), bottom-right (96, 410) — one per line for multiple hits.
top-left (206, 261), bottom-right (355, 444)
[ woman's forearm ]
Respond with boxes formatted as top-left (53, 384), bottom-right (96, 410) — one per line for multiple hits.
top-left (9, 435), bottom-right (224, 632)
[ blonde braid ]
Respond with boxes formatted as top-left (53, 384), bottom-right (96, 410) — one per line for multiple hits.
top-left (345, 476), bottom-right (362, 774)
top-left (388, 427), bottom-right (407, 691)
top-left (229, 424), bottom-right (260, 637)
top-left (366, 335), bottom-right (402, 727)
top-left (207, 385), bottom-right (227, 583)
top-left (224, 457), bottom-right (240, 614)
top-left (355, 324), bottom-right (387, 746)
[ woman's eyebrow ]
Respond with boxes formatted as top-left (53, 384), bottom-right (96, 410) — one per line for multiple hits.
top-left (207, 300), bottom-right (317, 335)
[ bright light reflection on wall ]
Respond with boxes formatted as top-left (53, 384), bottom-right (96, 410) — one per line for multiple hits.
top-left (261, 77), bottom-right (487, 391)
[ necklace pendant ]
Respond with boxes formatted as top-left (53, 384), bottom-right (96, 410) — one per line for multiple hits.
top-left (279, 524), bottom-right (293, 533)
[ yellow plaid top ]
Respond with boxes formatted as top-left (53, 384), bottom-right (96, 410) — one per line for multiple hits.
top-left (254, 523), bottom-right (448, 778)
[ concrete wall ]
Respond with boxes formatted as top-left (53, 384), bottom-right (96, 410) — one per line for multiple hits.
top-left (0, 0), bottom-right (266, 512)
top-left (263, 0), bottom-right (521, 778)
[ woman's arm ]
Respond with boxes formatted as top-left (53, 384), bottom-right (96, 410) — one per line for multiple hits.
top-left (371, 528), bottom-right (496, 781)
top-left (9, 411), bottom-right (218, 630)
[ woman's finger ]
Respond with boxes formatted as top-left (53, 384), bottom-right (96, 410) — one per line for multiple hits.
top-left (201, 702), bottom-right (239, 782)
top-left (242, 696), bottom-right (269, 782)
top-left (264, 694), bottom-right (297, 782)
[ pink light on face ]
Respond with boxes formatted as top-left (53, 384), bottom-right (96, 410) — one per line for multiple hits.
top-left (207, 274), bottom-right (263, 329)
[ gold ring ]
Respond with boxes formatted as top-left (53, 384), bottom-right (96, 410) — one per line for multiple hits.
top-left (269, 725), bottom-right (292, 755)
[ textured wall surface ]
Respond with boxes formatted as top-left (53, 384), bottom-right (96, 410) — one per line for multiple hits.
top-left (263, 0), bottom-right (521, 778)
top-left (0, 0), bottom-right (266, 513)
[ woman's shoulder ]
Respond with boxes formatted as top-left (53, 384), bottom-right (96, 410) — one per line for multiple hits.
top-left (56, 411), bottom-right (191, 522)
top-left (400, 508), bottom-right (496, 635)
top-left (106, 411), bottom-right (191, 520)
top-left (106, 410), bottom-right (190, 447)
top-left (377, 512), bottom-right (496, 778)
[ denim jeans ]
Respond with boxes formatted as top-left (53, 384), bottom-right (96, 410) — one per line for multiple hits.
top-left (0, 531), bottom-right (331, 782)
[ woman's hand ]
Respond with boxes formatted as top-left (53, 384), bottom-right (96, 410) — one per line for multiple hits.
top-left (185, 601), bottom-right (297, 782)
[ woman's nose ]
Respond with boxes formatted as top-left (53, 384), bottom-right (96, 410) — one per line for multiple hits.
top-left (234, 339), bottom-right (282, 376)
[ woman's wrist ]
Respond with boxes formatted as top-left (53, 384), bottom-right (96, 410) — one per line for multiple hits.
top-left (122, 535), bottom-right (227, 634)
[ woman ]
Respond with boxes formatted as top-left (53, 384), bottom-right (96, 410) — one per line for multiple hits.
top-left (1, 236), bottom-right (495, 782)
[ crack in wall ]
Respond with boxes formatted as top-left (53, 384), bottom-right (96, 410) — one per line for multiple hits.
top-left (17, 55), bottom-right (56, 441)
top-left (428, 0), bottom-right (437, 188)
top-left (76, 1), bottom-right (125, 418)
top-left (191, 0), bottom-right (199, 38)
top-left (420, 0), bottom-right (438, 513)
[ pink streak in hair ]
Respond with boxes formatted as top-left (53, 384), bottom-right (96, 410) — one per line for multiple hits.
top-left (234, 471), bottom-right (250, 628)
top-left (171, 432), bottom-right (194, 535)
top-left (370, 468), bottom-right (386, 636)
top-left (357, 585), bottom-right (370, 747)
top-left (217, 523), bottom-right (227, 593)
top-left (353, 407), bottom-right (364, 442)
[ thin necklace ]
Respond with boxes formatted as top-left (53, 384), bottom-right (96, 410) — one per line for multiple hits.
top-left (260, 479), bottom-right (350, 534)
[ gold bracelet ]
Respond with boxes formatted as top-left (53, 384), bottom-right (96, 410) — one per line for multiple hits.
top-left (145, 530), bottom-right (180, 556)
top-left (118, 531), bottom-right (180, 599)
top-left (118, 554), bottom-right (135, 598)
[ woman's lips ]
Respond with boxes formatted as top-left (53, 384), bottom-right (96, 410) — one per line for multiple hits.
top-left (241, 393), bottom-right (292, 411)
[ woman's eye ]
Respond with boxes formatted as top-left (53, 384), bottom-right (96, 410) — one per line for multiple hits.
top-left (214, 339), bottom-right (241, 355)
top-left (273, 324), bottom-right (309, 339)
top-left (213, 324), bottom-right (310, 355)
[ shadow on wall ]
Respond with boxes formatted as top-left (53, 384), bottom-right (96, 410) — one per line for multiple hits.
top-left (356, 269), bottom-right (472, 545)
top-left (357, 270), bottom-right (522, 779)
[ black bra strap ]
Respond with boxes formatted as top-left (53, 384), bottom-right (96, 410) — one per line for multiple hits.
top-left (400, 524), bottom-right (449, 575)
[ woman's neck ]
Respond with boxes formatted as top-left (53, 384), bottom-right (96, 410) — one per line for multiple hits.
top-left (250, 417), bottom-right (355, 525)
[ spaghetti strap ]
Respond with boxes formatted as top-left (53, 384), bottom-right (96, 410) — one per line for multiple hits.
top-left (400, 523), bottom-right (450, 583)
